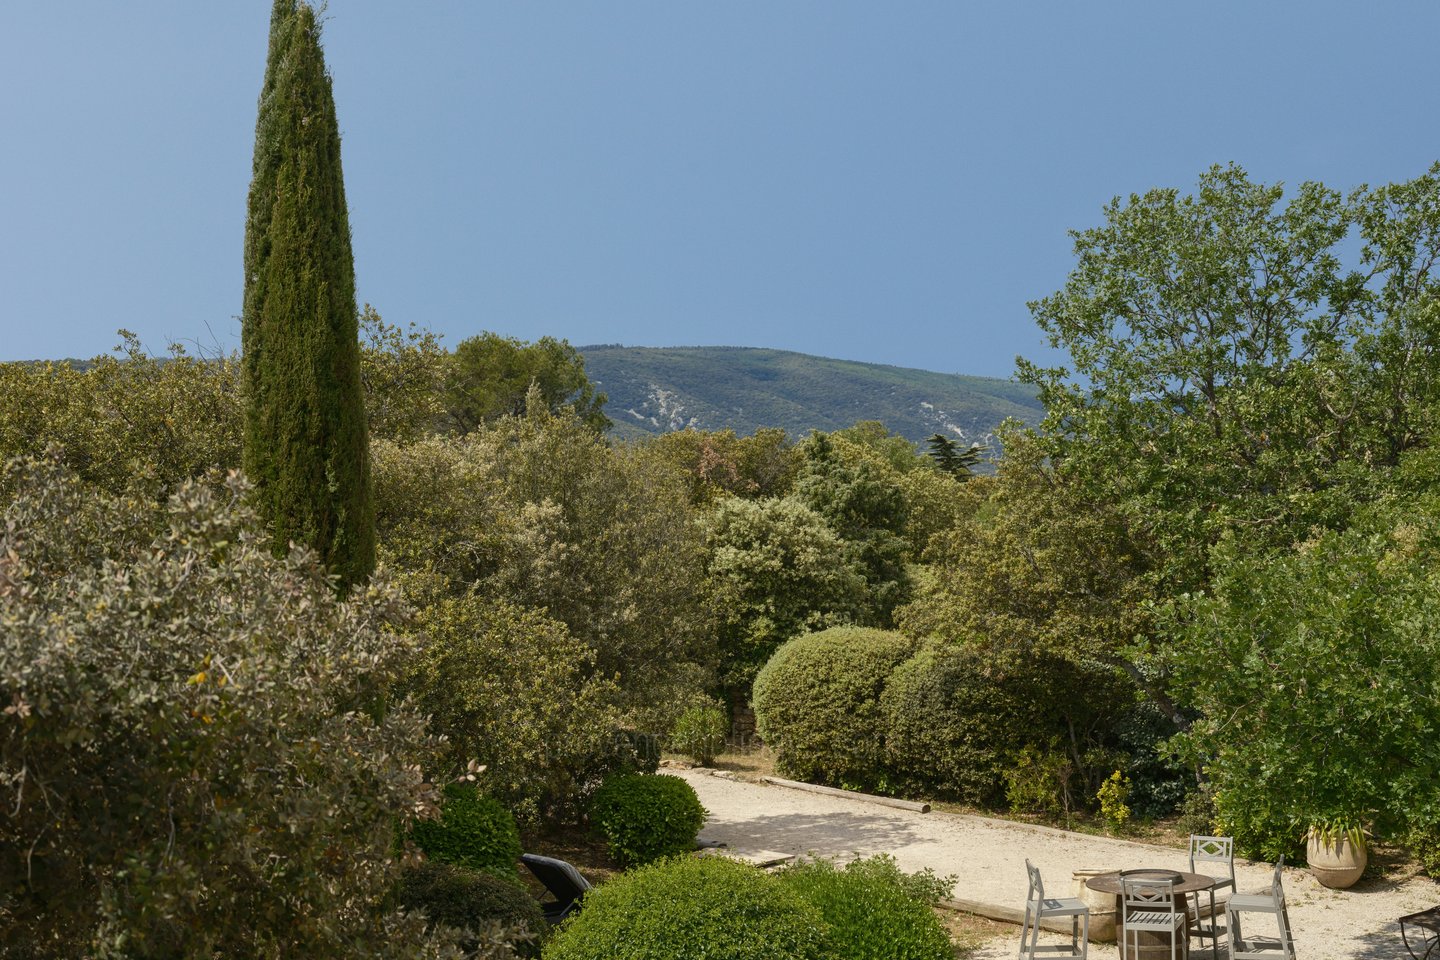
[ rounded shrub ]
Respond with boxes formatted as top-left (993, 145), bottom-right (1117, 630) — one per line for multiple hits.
top-left (880, 641), bottom-right (1048, 805)
top-left (411, 783), bottom-right (522, 878)
top-left (752, 626), bottom-right (914, 789)
top-left (668, 701), bottom-right (728, 766)
top-left (589, 773), bottom-right (707, 867)
top-left (777, 857), bottom-right (954, 960)
top-left (543, 855), bottom-right (829, 960)
top-left (396, 860), bottom-right (547, 957)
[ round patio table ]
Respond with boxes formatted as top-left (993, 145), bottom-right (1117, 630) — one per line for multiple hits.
top-left (1084, 870), bottom-right (1215, 960)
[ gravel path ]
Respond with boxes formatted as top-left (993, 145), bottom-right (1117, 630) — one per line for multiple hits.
top-left (678, 769), bottom-right (1438, 960)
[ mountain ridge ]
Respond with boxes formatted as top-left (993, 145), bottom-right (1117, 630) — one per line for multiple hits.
top-left (579, 344), bottom-right (1042, 445)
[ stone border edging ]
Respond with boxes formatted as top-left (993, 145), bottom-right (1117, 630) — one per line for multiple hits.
top-left (758, 775), bottom-right (932, 813)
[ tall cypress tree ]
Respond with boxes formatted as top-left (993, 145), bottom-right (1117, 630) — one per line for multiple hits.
top-left (242, 0), bottom-right (375, 588)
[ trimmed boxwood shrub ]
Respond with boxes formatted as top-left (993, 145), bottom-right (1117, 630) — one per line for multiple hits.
top-left (543, 855), bottom-right (829, 960)
top-left (589, 774), bottom-right (707, 867)
top-left (668, 701), bottom-right (728, 766)
top-left (396, 860), bottom-right (547, 957)
top-left (411, 783), bottom-right (522, 878)
top-left (777, 856), bottom-right (954, 960)
top-left (752, 626), bottom-right (914, 790)
top-left (880, 641), bottom-right (1047, 805)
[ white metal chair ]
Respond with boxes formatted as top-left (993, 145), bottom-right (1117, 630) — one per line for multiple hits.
top-left (1019, 859), bottom-right (1090, 960)
top-left (1121, 873), bottom-right (1189, 960)
top-left (1225, 857), bottom-right (1295, 960)
top-left (1189, 835), bottom-right (1236, 960)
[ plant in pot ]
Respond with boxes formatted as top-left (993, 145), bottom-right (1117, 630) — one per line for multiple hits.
top-left (1305, 818), bottom-right (1368, 889)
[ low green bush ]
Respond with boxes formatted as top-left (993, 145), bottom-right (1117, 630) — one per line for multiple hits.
top-left (1405, 821), bottom-right (1440, 879)
top-left (880, 641), bottom-right (1047, 805)
top-left (835, 853), bottom-right (956, 907)
top-left (669, 701), bottom-right (728, 766)
top-left (543, 856), bottom-right (829, 960)
top-left (396, 861), bottom-right (546, 958)
top-left (588, 774), bottom-right (707, 867)
top-left (752, 626), bottom-right (914, 790)
top-left (411, 783), bottom-right (523, 878)
top-left (406, 595), bottom-right (627, 827)
top-left (1096, 771), bottom-right (1132, 833)
top-left (1005, 744), bottom-right (1074, 816)
top-left (778, 856), bottom-right (954, 960)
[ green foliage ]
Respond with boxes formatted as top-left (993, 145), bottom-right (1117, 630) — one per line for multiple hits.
top-left (1177, 790), bottom-right (1219, 838)
top-left (794, 432), bottom-right (912, 626)
top-left (0, 457), bottom-right (461, 958)
top-left (396, 861), bottom-right (545, 958)
top-left (836, 853), bottom-right (957, 907)
top-left (410, 784), bottom-right (523, 879)
top-left (925, 434), bottom-right (985, 479)
top-left (752, 626), bottom-right (914, 790)
top-left (703, 496), bottom-right (865, 694)
top-left (669, 701), bottom-right (729, 767)
top-left (1097, 771), bottom-right (1132, 833)
top-left (542, 855), bottom-right (829, 960)
top-left (1169, 514), bottom-right (1440, 860)
top-left (899, 431), bottom-right (1154, 674)
top-left (372, 407), bottom-right (714, 729)
top-left (445, 332), bottom-right (608, 433)
top-left (1403, 821), bottom-right (1440, 880)
top-left (360, 306), bottom-right (449, 443)
top-left (881, 642), bottom-right (1050, 805)
top-left (639, 427), bottom-right (799, 504)
top-left (833, 421), bottom-right (928, 474)
top-left (585, 344), bottom-right (1042, 445)
top-left (242, 0), bottom-right (374, 589)
top-left (406, 595), bottom-right (622, 825)
top-left (1005, 745), bottom-right (1075, 817)
top-left (0, 333), bottom-right (241, 502)
top-left (1021, 162), bottom-right (1440, 595)
top-left (588, 774), bottom-right (708, 868)
top-left (777, 857), bottom-right (954, 960)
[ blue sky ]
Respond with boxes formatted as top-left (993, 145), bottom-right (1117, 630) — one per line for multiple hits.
top-left (2, 2), bottom-right (1438, 378)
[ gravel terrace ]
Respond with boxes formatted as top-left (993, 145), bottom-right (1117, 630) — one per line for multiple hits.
top-left (677, 769), bottom-right (1438, 960)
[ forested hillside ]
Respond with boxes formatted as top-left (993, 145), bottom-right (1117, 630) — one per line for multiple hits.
top-left (581, 345), bottom-right (1041, 444)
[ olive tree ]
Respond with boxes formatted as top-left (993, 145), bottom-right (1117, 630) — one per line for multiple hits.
top-left (0, 457), bottom-right (464, 958)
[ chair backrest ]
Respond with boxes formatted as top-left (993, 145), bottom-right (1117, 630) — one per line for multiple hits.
top-left (1189, 835), bottom-right (1235, 880)
top-left (1121, 875), bottom-right (1179, 915)
top-left (1025, 859), bottom-right (1045, 905)
top-left (1267, 855), bottom-right (1287, 906)
top-left (520, 853), bottom-right (592, 908)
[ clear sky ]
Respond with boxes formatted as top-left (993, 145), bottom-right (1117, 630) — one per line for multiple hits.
top-left (2, 2), bottom-right (1438, 378)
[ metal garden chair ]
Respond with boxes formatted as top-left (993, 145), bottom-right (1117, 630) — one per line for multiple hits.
top-left (1019, 859), bottom-right (1090, 960)
top-left (1225, 857), bottom-right (1295, 960)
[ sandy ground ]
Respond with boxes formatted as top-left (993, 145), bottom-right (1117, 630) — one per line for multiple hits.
top-left (677, 769), bottom-right (1438, 960)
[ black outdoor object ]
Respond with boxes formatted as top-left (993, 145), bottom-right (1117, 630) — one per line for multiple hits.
top-left (1401, 907), bottom-right (1440, 960)
top-left (520, 853), bottom-right (593, 924)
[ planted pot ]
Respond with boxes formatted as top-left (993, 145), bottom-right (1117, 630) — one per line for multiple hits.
top-left (1306, 830), bottom-right (1367, 889)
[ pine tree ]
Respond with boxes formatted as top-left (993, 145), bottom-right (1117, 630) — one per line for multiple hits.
top-left (926, 433), bottom-right (985, 479)
top-left (241, 0), bottom-right (374, 588)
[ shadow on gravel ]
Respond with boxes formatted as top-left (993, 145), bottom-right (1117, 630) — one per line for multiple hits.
top-left (1347, 924), bottom-right (1410, 960)
top-left (703, 810), bottom-right (926, 855)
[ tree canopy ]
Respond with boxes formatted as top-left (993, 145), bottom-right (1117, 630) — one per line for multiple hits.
top-left (445, 332), bottom-right (609, 433)
top-left (1020, 162), bottom-right (1440, 590)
